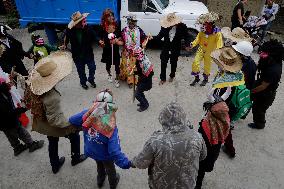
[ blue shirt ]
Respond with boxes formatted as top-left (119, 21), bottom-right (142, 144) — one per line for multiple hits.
top-left (69, 110), bottom-right (131, 169)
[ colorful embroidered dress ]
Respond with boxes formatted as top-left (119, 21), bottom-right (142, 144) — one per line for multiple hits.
top-left (120, 26), bottom-right (146, 85)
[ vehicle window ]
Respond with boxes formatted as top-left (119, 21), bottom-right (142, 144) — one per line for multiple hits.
top-left (155, 0), bottom-right (169, 9)
top-left (128, 0), bottom-right (157, 12)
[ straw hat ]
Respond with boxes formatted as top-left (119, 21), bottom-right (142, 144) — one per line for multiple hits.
top-left (160, 13), bottom-right (182, 28)
top-left (221, 27), bottom-right (252, 43)
top-left (68, 11), bottom-right (90, 29)
top-left (196, 12), bottom-right (219, 25)
top-left (28, 51), bottom-right (73, 95)
top-left (126, 14), bottom-right (138, 22)
top-left (211, 47), bottom-right (243, 73)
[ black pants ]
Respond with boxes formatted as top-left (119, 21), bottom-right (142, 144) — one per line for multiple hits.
top-left (47, 131), bottom-right (80, 168)
top-left (231, 19), bottom-right (242, 30)
top-left (160, 51), bottom-right (179, 81)
top-left (96, 160), bottom-right (117, 188)
top-left (106, 61), bottom-right (120, 76)
top-left (2, 126), bottom-right (33, 149)
top-left (252, 91), bottom-right (276, 129)
top-left (135, 76), bottom-right (153, 109)
top-left (196, 143), bottom-right (221, 189)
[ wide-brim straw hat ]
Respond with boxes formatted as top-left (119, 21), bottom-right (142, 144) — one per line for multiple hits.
top-left (211, 47), bottom-right (243, 73)
top-left (196, 12), bottom-right (219, 25)
top-left (68, 11), bottom-right (90, 29)
top-left (28, 51), bottom-right (73, 95)
top-left (221, 27), bottom-right (252, 43)
top-left (160, 13), bottom-right (182, 28)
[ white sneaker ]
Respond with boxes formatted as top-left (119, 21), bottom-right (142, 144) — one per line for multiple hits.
top-left (108, 76), bottom-right (113, 83)
top-left (114, 80), bottom-right (120, 88)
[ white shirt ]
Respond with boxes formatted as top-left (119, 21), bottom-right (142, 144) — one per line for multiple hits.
top-left (169, 26), bottom-right (176, 42)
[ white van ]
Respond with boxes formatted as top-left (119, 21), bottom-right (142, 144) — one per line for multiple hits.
top-left (121, 0), bottom-right (209, 36)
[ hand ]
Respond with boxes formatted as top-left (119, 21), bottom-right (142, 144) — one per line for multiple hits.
top-left (110, 39), bottom-right (116, 45)
top-left (239, 19), bottom-right (244, 26)
top-left (59, 45), bottom-right (67, 50)
top-left (130, 161), bottom-right (136, 168)
top-left (185, 46), bottom-right (192, 51)
top-left (142, 42), bottom-right (147, 49)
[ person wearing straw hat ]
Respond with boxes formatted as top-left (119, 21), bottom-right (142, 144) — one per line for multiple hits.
top-left (221, 27), bottom-right (252, 46)
top-left (69, 89), bottom-right (132, 189)
top-left (210, 47), bottom-right (249, 158)
top-left (155, 13), bottom-right (191, 85)
top-left (0, 24), bottom-right (29, 77)
top-left (25, 51), bottom-right (87, 174)
top-left (0, 66), bottom-right (44, 157)
top-left (132, 102), bottom-right (207, 189)
top-left (189, 12), bottom-right (223, 87)
top-left (61, 11), bottom-right (98, 90)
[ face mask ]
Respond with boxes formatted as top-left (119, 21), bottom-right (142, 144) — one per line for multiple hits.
top-left (81, 18), bottom-right (87, 27)
top-left (259, 52), bottom-right (269, 59)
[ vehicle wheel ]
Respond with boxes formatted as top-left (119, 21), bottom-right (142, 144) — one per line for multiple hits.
top-left (180, 29), bottom-right (198, 57)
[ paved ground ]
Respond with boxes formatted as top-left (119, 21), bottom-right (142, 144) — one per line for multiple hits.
top-left (0, 29), bottom-right (284, 189)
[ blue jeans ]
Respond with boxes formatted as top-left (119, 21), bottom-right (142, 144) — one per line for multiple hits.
top-left (74, 58), bottom-right (96, 85)
top-left (260, 21), bottom-right (272, 41)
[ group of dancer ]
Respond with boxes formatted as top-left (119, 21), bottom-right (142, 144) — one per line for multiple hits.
top-left (0, 5), bottom-right (284, 189)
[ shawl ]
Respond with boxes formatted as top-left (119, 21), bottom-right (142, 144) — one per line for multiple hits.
top-left (122, 26), bottom-right (141, 52)
top-left (133, 47), bottom-right (154, 77)
top-left (82, 101), bottom-right (117, 138)
top-left (201, 101), bottom-right (230, 145)
top-left (212, 71), bottom-right (245, 88)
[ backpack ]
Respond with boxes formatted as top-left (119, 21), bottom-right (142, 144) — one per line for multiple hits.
top-left (229, 85), bottom-right (252, 122)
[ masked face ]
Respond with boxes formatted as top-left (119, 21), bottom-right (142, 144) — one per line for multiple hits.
top-left (204, 22), bottom-right (213, 34)
top-left (81, 18), bottom-right (87, 27)
top-left (128, 21), bottom-right (137, 30)
top-left (267, 0), bottom-right (273, 6)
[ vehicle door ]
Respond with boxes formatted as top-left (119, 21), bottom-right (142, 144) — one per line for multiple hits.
top-left (127, 0), bottom-right (164, 36)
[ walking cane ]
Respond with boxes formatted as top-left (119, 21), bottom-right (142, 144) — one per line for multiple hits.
top-left (133, 71), bottom-right (136, 103)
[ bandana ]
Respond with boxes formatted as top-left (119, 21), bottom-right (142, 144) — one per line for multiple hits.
top-left (201, 101), bottom-right (230, 145)
top-left (82, 90), bottom-right (117, 138)
top-left (133, 47), bottom-right (154, 77)
top-left (35, 38), bottom-right (44, 46)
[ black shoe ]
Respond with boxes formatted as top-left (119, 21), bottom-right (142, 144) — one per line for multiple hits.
top-left (248, 123), bottom-right (265, 129)
top-left (81, 84), bottom-right (89, 90)
top-left (190, 77), bottom-right (200, 86)
top-left (137, 103), bottom-right (141, 106)
top-left (14, 144), bottom-right (28, 156)
top-left (52, 157), bottom-right (65, 174)
top-left (71, 154), bottom-right (87, 166)
top-left (222, 146), bottom-right (236, 159)
top-left (137, 106), bottom-right (148, 112)
top-left (200, 79), bottom-right (208, 86)
top-left (88, 81), bottom-right (96, 88)
top-left (110, 173), bottom-right (120, 189)
top-left (97, 174), bottom-right (106, 188)
top-left (29, 140), bottom-right (44, 152)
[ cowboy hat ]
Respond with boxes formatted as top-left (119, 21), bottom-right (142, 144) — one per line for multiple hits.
top-left (126, 14), bottom-right (138, 22)
top-left (160, 13), bottom-right (182, 28)
top-left (211, 47), bottom-right (243, 73)
top-left (221, 27), bottom-right (252, 43)
top-left (68, 11), bottom-right (90, 29)
top-left (196, 12), bottom-right (219, 25)
top-left (28, 51), bottom-right (73, 95)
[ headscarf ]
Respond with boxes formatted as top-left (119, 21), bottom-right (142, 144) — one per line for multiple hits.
top-left (158, 102), bottom-right (192, 133)
top-left (201, 101), bottom-right (230, 145)
top-left (82, 89), bottom-right (117, 138)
